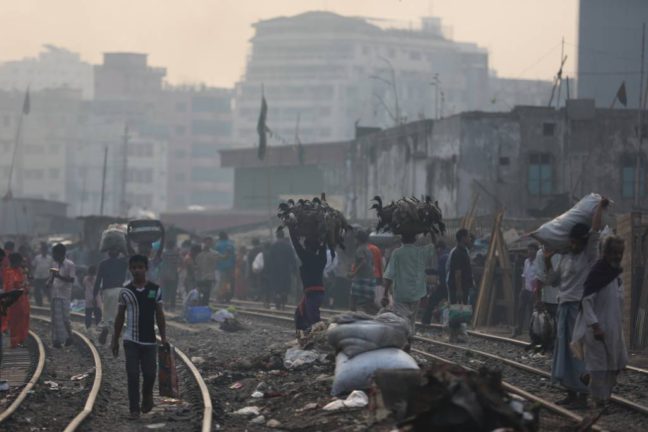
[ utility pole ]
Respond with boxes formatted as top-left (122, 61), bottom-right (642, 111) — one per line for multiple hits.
top-left (120, 125), bottom-right (130, 218)
top-left (636, 23), bottom-right (646, 208)
top-left (99, 146), bottom-right (108, 216)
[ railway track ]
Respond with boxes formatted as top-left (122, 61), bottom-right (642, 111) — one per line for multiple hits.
top-left (1, 314), bottom-right (103, 431)
top-left (0, 329), bottom-right (45, 426)
top-left (31, 305), bottom-right (213, 432)
top-left (217, 300), bottom-right (648, 431)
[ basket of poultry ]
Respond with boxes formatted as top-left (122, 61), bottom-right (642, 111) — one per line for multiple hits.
top-left (277, 193), bottom-right (352, 253)
top-left (371, 195), bottom-right (445, 237)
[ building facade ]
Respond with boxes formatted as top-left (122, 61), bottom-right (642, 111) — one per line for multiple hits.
top-left (161, 86), bottom-right (233, 210)
top-left (233, 12), bottom-right (489, 146)
top-left (0, 45), bottom-right (94, 99)
top-left (578, 0), bottom-right (648, 108)
top-left (224, 101), bottom-right (646, 221)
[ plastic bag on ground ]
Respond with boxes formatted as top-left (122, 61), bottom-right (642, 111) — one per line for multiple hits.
top-left (530, 193), bottom-right (602, 251)
top-left (331, 348), bottom-right (419, 396)
top-left (323, 390), bottom-right (369, 411)
top-left (283, 347), bottom-right (321, 369)
top-left (211, 308), bottom-right (235, 323)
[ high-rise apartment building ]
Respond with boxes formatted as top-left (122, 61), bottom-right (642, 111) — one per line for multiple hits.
top-left (233, 12), bottom-right (489, 145)
top-left (0, 45), bottom-right (94, 99)
top-left (578, 0), bottom-right (648, 108)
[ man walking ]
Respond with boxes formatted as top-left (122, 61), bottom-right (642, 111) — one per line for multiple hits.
top-left (446, 229), bottom-right (474, 342)
top-left (194, 237), bottom-right (220, 306)
top-left (289, 226), bottom-right (328, 334)
top-left (215, 232), bottom-right (235, 303)
top-left (422, 240), bottom-right (449, 325)
top-left (111, 255), bottom-right (167, 420)
top-left (571, 235), bottom-right (628, 407)
top-left (159, 240), bottom-right (181, 312)
top-left (264, 229), bottom-right (297, 310)
top-left (31, 242), bottom-right (53, 307)
top-left (95, 248), bottom-right (128, 345)
top-left (49, 243), bottom-right (75, 348)
top-left (383, 233), bottom-right (436, 334)
top-left (349, 230), bottom-right (378, 314)
top-left (512, 243), bottom-right (539, 337)
top-left (548, 198), bottom-right (606, 408)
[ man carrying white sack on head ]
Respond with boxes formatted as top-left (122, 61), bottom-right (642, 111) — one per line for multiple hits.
top-left (545, 197), bottom-right (607, 409)
top-left (570, 235), bottom-right (627, 408)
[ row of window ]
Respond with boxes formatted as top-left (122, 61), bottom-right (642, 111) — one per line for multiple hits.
top-left (526, 152), bottom-right (645, 198)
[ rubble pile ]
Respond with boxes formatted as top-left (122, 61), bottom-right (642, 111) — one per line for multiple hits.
top-left (371, 195), bottom-right (445, 237)
top-left (370, 365), bottom-right (538, 432)
top-left (277, 193), bottom-right (352, 251)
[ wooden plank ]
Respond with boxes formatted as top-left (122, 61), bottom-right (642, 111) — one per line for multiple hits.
top-left (473, 212), bottom-right (503, 327)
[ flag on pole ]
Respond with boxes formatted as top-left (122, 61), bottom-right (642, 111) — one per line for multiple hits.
top-left (22, 88), bottom-right (30, 115)
top-left (257, 92), bottom-right (268, 160)
top-left (616, 81), bottom-right (627, 107)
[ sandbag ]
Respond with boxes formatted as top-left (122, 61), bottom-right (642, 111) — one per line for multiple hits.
top-left (530, 193), bottom-right (601, 251)
top-left (331, 348), bottom-right (419, 396)
top-left (327, 318), bottom-right (410, 358)
top-left (100, 225), bottom-right (127, 253)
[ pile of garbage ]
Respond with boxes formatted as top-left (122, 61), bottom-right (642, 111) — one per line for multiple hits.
top-left (277, 193), bottom-right (352, 251)
top-left (371, 195), bottom-right (445, 237)
top-left (211, 307), bottom-right (244, 332)
top-left (327, 311), bottom-right (419, 396)
top-left (370, 365), bottom-right (538, 432)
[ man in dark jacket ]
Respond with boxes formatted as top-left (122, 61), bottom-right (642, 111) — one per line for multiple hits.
top-left (264, 229), bottom-right (297, 310)
top-left (446, 229), bottom-right (474, 342)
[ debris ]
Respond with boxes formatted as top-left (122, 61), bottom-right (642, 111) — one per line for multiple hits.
top-left (297, 402), bottom-right (318, 412)
top-left (190, 356), bottom-right (206, 366)
top-left (233, 406), bottom-right (261, 416)
top-left (229, 382), bottom-right (243, 390)
top-left (146, 424), bottom-right (166, 429)
top-left (44, 381), bottom-right (59, 391)
top-left (344, 390), bottom-right (369, 408)
top-left (266, 419), bottom-right (281, 428)
top-left (212, 309), bottom-right (235, 323)
top-left (371, 364), bottom-right (539, 431)
top-left (283, 347), bottom-right (321, 369)
top-left (250, 415), bottom-right (266, 424)
top-left (323, 391), bottom-right (369, 411)
top-left (251, 391), bottom-right (264, 398)
top-left (332, 348), bottom-right (419, 396)
top-left (221, 317), bottom-right (244, 332)
top-left (323, 400), bottom-right (346, 411)
top-left (70, 372), bottom-right (90, 381)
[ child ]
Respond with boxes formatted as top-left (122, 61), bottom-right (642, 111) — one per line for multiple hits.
top-left (84, 265), bottom-right (103, 329)
top-left (111, 255), bottom-right (168, 419)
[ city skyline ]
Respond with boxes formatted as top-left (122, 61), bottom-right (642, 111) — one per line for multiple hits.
top-left (1, 0), bottom-right (578, 87)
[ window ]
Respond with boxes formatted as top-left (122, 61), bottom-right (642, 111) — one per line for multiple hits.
top-left (175, 125), bottom-right (186, 136)
top-left (191, 167), bottom-right (221, 182)
top-left (543, 122), bottom-right (556, 137)
top-left (528, 153), bottom-right (552, 196)
top-left (191, 143), bottom-right (219, 157)
top-left (191, 96), bottom-right (230, 113)
top-left (621, 158), bottom-right (646, 199)
top-left (175, 102), bottom-right (186, 112)
top-left (127, 168), bottom-right (153, 183)
top-left (49, 168), bottom-right (60, 179)
top-left (499, 157), bottom-right (510, 166)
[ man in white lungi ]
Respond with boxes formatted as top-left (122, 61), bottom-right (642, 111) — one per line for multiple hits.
top-left (571, 235), bottom-right (628, 407)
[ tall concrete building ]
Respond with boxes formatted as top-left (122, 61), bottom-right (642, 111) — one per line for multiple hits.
top-left (233, 11), bottom-right (489, 145)
top-left (162, 86), bottom-right (233, 210)
top-left (0, 45), bottom-right (94, 99)
top-left (578, 0), bottom-right (648, 108)
top-left (0, 89), bottom-right (168, 217)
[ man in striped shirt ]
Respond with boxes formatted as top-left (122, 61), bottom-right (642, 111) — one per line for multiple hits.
top-left (111, 255), bottom-right (167, 420)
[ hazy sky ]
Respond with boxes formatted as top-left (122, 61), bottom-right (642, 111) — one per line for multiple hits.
top-left (1, 0), bottom-right (578, 87)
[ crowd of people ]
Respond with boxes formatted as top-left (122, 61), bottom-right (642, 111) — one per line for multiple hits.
top-left (0, 195), bottom-right (632, 413)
